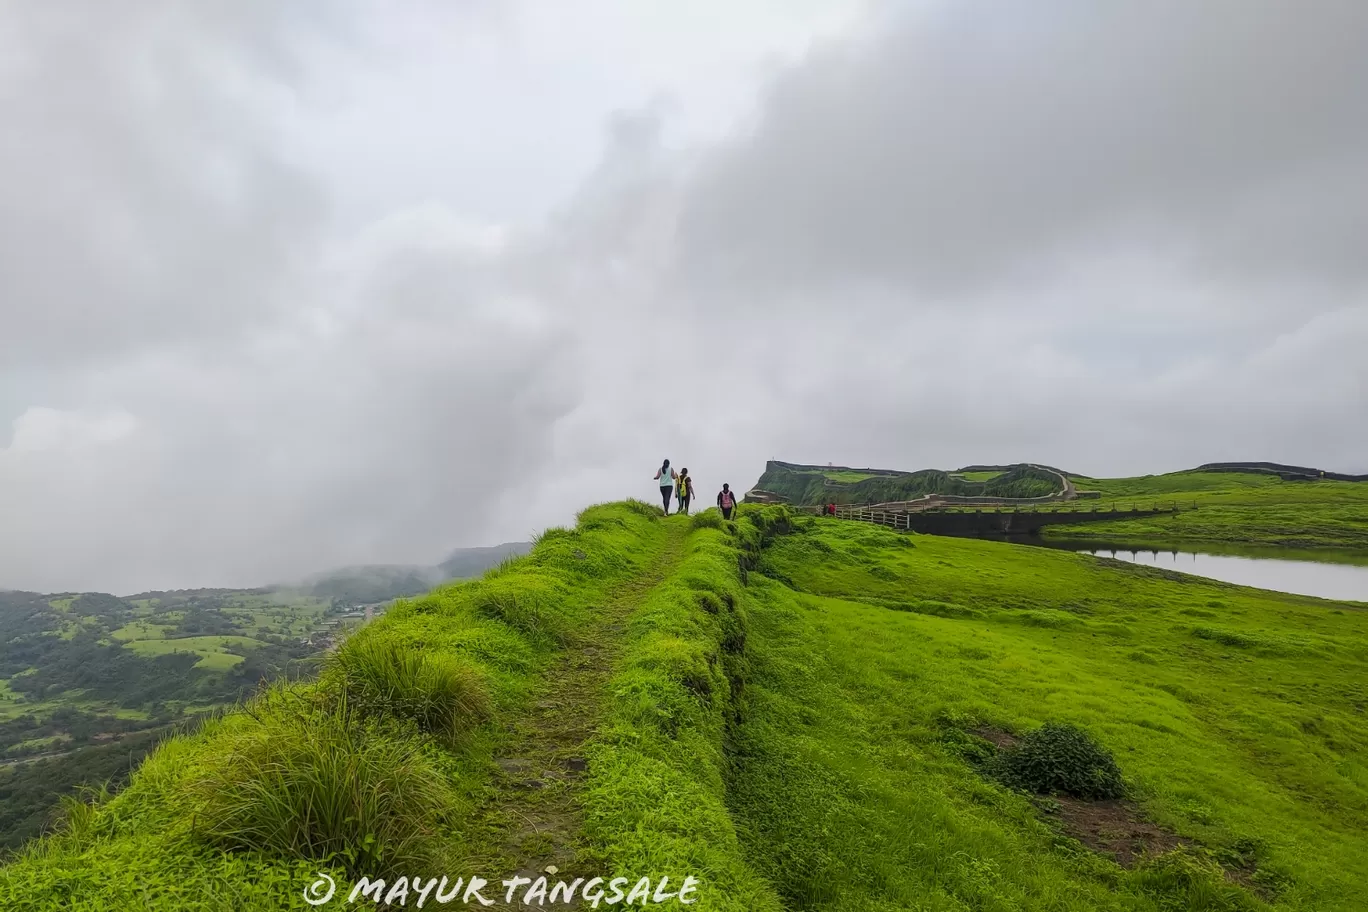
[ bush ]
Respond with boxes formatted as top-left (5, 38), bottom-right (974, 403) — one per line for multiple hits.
top-left (1193, 626), bottom-right (1258, 648)
top-left (992, 722), bottom-right (1125, 800)
top-left (189, 694), bottom-right (460, 875)
top-left (325, 636), bottom-right (490, 741)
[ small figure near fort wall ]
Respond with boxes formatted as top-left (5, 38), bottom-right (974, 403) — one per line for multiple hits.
top-left (718, 484), bottom-right (737, 520)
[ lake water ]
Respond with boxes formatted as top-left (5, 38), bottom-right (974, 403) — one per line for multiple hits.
top-left (1070, 547), bottom-right (1368, 603)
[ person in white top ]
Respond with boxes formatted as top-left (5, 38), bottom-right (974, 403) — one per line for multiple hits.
top-left (654, 459), bottom-right (678, 514)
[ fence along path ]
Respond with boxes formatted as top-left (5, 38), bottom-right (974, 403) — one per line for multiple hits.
top-left (813, 499), bottom-right (1197, 536)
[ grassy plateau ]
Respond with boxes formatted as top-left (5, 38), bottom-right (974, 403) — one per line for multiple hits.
top-left (0, 498), bottom-right (1364, 910)
top-left (1049, 472), bottom-right (1368, 551)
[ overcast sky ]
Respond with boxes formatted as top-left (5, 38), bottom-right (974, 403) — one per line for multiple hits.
top-left (2, 0), bottom-right (1365, 593)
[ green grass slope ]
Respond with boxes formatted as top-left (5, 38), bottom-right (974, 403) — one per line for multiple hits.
top-left (1050, 472), bottom-right (1368, 550)
top-left (733, 516), bottom-right (1368, 910)
top-left (4, 502), bottom-right (1366, 910)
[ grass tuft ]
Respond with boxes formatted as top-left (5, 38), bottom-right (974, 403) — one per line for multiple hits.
top-left (324, 635), bottom-right (491, 741)
top-left (690, 509), bottom-right (725, 531)
top-left (620, 498), bottom-right (666, 519)
top-left (188, 690), bottom-right (459, 876)
top-left (1131, 847), bottom-right (1261, 911)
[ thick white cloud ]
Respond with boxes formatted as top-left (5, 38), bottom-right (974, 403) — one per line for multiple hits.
top-left (1, 0), bottom-right (1365, 592)
top-left (0, 1), bottom-right (332, 367)
top-left (677, 0), bottom-right (1368, 298)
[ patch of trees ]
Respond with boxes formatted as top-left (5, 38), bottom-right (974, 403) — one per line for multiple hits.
top-left (1, 630), bottom-right (316, 714)
top-left (0, 729), bottom-right (168, 853)
top-left (68, 593), bottom-right (133, 622)
top-left (209, 641), bottom-right (317, 703)
top-left (4, 634), bottom-right (203, 705)
top-left (0, 708), bottom-right (159, 757)
top-left (171, 606), bottom-right (238, 637)
top-left (0, 593), bottom-right (62, 642)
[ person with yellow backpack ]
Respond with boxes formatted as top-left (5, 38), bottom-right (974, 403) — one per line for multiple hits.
top-left (676, 467), bottom-right (694, 515)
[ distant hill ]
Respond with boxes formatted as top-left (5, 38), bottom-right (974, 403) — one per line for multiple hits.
top-left (750, 460), bottom-right (1064, 506)
top-left (297, 565), bottom-right (444, 603)
top-left (295, 542), bottom-right (532, 604)
top-left (438, 542), bottom-right (532, 579)
top-left (1194, 462), bottom-right (1368, 482)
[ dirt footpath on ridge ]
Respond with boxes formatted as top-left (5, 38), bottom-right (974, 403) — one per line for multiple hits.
top-left (464, 519), bottom-right (688, 910)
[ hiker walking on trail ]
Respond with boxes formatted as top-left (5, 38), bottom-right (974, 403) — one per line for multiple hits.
top-left (655, 459), bottom-right (678, 514)
top-left (676, 468), bottom-right (694, 515)
top-left (717, 483), bottom-right (737, 520)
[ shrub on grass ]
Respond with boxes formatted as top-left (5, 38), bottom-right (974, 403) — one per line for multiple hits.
top-left (992, 722), bottom-right (1125, 800)
top-left (1016, 609), bottom-right (1084, 629)
top-left (1130, 847), bottom-right (1259, 911)
top-left (1193, 626), bottom-right (1258, 648)
top-left (325, 636), bottom-right (490, 741)
top-left (189, 695), bottom-right (459, 875)
top-left (939, 728), bottom-right (997, 766)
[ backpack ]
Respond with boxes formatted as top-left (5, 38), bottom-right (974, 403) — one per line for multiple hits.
top-left (677, 474), bottom-right (689, 496)
top-left (720, 489), bottom-right (734, 508)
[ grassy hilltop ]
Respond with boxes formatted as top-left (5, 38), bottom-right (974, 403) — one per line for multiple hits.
top-left (754, 461), bottom-right (1064, 505)
top-left (2, 502), bottom-right (1366, 910)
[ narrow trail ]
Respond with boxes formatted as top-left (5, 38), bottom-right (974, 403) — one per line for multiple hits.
top-left (469, 517), bottom-right (688, 909)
